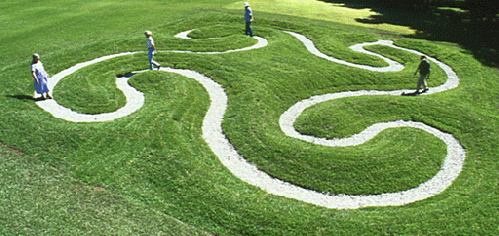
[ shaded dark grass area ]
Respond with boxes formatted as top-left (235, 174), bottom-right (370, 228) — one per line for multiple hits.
top-left (320, 0), bottom-right (498, 67)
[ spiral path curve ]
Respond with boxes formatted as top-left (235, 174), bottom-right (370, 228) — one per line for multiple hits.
top-left (35, 30), bottom-right (465, 209)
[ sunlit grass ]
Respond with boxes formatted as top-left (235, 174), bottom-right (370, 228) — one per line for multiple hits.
top-left (224, 0), bottom-right (415, 34)
top-left (0, 146), bottom-right (208, 235)
top-left (1, 0), bottom-right (499, 235)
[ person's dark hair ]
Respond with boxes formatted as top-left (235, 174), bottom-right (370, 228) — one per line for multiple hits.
top-left (420, 55), bottom-right (426, 60)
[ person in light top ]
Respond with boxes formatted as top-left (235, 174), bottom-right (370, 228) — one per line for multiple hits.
top-left (244, 3), bottom-right (254, 37)
top-left (31, 53), bottom-right (51, 99)
top-left (145, 31), bottom-right (161, 70)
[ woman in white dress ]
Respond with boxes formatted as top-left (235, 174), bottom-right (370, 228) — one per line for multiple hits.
top-left (31, 53), bottom-right (51, 99)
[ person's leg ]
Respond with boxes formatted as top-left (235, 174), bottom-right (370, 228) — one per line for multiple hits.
top-left (246, 22), bottom-right (253, 37)
top-left (416, 74), bottom-right (427, 92)
top-left (34, 79), bottom-right (43, 97)
top-left (248, 22), bottom-right (253, 37)
top-left (36, 77), bottom-right (50, 98)
top-left (423, 73), bottom-right (429, 91)
top-left (148, 49), bottom-right (154, 70)
top-left (152, 60), bottom-right (160, 70)
top-left (43, 80), bottom-right (51, 98)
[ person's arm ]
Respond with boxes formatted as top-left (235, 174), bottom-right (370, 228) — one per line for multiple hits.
top-left (43, 67), bottom-right (50, 79)
top-left (32, 71), bottom-right (39, 84)
top-left (414, 62), bottom-right (421, 76)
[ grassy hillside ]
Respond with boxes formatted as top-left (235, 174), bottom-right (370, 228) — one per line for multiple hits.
top-left (1, 0), bottom-right (498, 235)
top-left (0, 145), bottom-right (208, 235)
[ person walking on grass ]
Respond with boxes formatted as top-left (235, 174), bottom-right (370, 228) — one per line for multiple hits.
top-left (244, 2), bottom-right (254, 37)
top-left (414, 55), bottom-right (430, 94)
top-left (31, 53), bottom-right (51, 99)
top-left (145, 31), bottom-right (161, 70)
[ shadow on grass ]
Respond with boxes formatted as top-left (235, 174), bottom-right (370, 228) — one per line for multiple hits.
top-left (401, 91), bottom-right (422, 96)
top-left (318, 0), bottom-right (498, 67)
top-left (6, 95), bottom-right (45, 101)
top-left (116, 72), bottom-right (135, 78)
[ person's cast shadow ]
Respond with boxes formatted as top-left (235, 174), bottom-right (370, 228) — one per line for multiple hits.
top-left (6, 95), bottom-right (46, 101)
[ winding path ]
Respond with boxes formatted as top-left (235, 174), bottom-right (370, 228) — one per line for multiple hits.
top-left (35, 30), bottom-right (465, 209)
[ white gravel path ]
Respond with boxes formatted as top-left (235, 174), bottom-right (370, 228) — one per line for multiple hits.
top-left (35, 30), bottom-right (465, 209)
top-left (171, 30), bottom-right (268, 54)
top-left (35, 52), bottom-right (144, 122)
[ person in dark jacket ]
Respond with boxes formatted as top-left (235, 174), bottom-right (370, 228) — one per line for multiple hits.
top-left (414, 55), bottom-right (430, 93)
top-left (244, 3), bottom-right (254, 37)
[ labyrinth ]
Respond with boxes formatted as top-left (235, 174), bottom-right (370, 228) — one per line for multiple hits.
top-left (35, 29), bottom-right (466, 210)
top-left (1, 3), bottom-right (498, 234)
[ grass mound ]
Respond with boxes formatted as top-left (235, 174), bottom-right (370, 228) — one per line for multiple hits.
top-left (1, 2), bottom-right (498, 235)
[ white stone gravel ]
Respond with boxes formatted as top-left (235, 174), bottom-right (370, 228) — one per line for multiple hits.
top-left (36, 52), bottom-right (144, 122)
top-left (171, 30), bottom-right (268, 54)
top-left (36, 30), bottom-right (465, 209)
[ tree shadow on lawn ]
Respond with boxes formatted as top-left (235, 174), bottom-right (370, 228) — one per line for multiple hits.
top-left (318, 0), bottom-right (498, 68)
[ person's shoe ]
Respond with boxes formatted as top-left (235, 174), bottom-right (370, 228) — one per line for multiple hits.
top-left (157, 65), bottom-right (161, 70)
top-left (46, 94), bottom-right (52, 99)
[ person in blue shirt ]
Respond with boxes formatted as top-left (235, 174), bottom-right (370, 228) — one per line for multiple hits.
top-left (244, 3), bottom-right (254, 37)
top-left (414, 55), bottom-right (430, 93)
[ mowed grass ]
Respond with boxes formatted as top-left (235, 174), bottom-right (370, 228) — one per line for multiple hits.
top-left (0, 146), bottom-right (208, 235)
top-left (224, 0), bottom-right (414, 34)
top-left (1, 0), bottom-right (499, 235)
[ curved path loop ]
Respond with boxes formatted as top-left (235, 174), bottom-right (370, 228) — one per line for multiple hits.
top-left (35, 30), bottom-right (465, 209)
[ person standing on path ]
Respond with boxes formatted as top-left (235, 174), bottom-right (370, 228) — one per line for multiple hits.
top-left (244, 3), bottom-right (254, 37)
top-left (31, 53), bottom-right (51, 99)
top-left (414, 55), bottom-right (430, 94)
top-left (145, 31), bottom-right (161, 70)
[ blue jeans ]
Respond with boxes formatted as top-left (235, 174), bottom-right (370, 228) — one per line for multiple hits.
top-left (245, 22), bottom-right (253, 37)
top-left (417, 73), bottom-right (428, 91)
top-left (148, 48), bottom-right (160, 70)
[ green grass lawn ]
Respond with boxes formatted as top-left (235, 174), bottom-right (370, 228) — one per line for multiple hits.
top-left (0, 145), bottom-right (208, 235)
top-left (1, 0), bottom-right (499, 235)
top-left (224, 0), bottom-right (415, 34)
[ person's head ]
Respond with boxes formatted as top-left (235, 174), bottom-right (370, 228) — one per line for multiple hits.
top-left (144, 31), bottom-right (152, 38)
top-left (32, 53), bottom-right (40, 63)
top-left (244, 2), bottom-right (250, 8)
